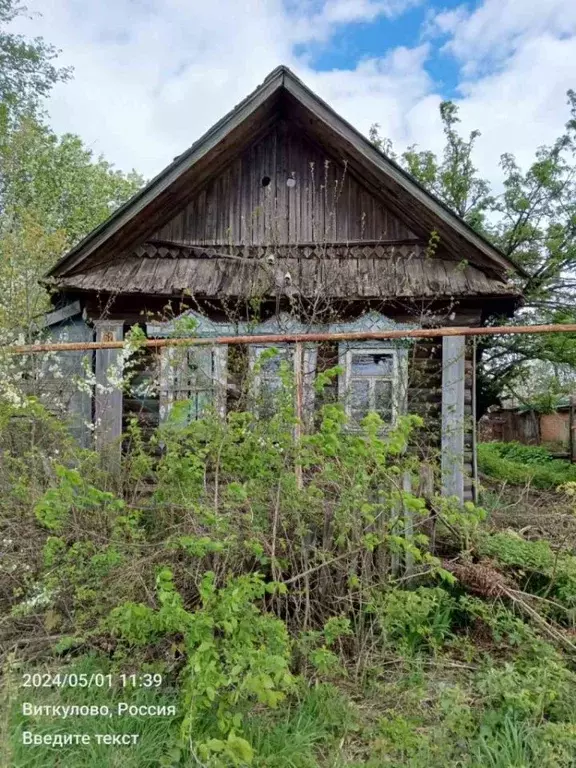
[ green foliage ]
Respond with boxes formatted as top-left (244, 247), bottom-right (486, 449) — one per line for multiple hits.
top-left (245, 683), bottom-right (353, 768)
top-left (4, 397), bottom-right (576, 766)
top-left (371, 92), bottom-right (576, 411)
top-left (0, 104), bottom-right (142, 346)
top-left (472, 717), bottom-right (541, 768)
top-left (2, 115), bottom-right (143, 245)
top-left (488, 441), bottom-right (556, 466)
top-left (34, 465), bottom-right (125, 531)
top-left (0, 1), bottom-right (142, 346)
top-left (6, 656), bottom-right (180, 768)
top-left (297, 617), bottom-right (354, 678)
top-left (371, 587), bottom-right (456, 654)
top-left (357, 624), bottom-right (576, 767)
top-left (0, 0), bottom-right (71, 114)
top-left (475, 655), bottom-right (575, 722)
top-left (110, 569), bottom-right (294, 765)
top-left (478, 441), bottom-right (576, 488)
top-left (477, 530), bottom-right (576, 615)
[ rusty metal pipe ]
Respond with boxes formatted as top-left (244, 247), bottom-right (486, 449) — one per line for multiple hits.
top-left (4, 323), bottom-right (576, 355)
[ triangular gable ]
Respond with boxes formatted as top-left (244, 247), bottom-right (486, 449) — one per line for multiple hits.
top-left (151, 121), bottom-right (418, 246)
top-left (47, 66), bottom-right (523, 281)
top-left (327, 311), bottom-right (414, 334)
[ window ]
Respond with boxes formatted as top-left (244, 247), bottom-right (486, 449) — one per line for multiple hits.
top-left (159, 346), bottom-right (227, 423)
top-left (341, 346), bottom-right (401, 427)
top-left (249, 344), bottom-right (317, 423)
top-left (250, 345), bottom-right (293, 419)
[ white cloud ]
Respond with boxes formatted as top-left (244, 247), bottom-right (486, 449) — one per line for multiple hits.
top-left (9, 0), bottom-right (432, 178)
top-left (431, 0), bottom-right (576, 76)
top-left (423, 0), bottom-right (576, 188)
top-left (10, 0), bottom-right (295, 175)
top-left (303, 0), bottom-right (422, 28)
top-left (455, 34), bottom-right (576, 181)
top-left (303, 45), bottom-right (433, 143)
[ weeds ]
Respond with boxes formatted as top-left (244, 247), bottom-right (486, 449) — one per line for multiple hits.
top-left (2, 398), bottom-right (576, 766)
top-left (478, 441), bottom-right (576, 489)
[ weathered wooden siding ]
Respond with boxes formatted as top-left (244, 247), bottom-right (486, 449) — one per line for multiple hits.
top-left (123, 346), bottom-right (161, 441)
top-left (42, 316), bottom-right (93, 447)
top-left (127, 307), bottom-right (478, 500)
top-left (60, 243), bottom-right (517, 300)
top-left (151, 121), bottom-right (417, 246)
top-left (407, 338), bottom-right (475, 501)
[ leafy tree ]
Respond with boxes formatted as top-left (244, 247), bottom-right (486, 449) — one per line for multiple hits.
top-left (1, 113), bottom-right (143, 244)
top-left (371, 93), bottom-right (576, 412)
top-left (0, 0), bottom-right (71, 114)
top-left (0, 114), bottom-right (144, 340)
top-left (0, 6), bottom-right (143, 342)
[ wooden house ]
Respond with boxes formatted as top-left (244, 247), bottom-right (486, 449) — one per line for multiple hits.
top-left (43, 66), bottom-right (522, 501)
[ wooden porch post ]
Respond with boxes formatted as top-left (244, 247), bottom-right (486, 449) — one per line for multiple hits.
top-left (441, 335), bottom-right (465, 503)
top-left (94, 320), bottom-right (124, 466)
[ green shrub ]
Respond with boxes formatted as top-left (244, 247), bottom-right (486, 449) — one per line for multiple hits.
top-left (110, 568), bottom-right (295, 765)
top-left (6, 656), bottom-right (180, 768)
top-left (370, 587), bottom-right (457, 654)
top-left (6, 393), bottom-right (576, 766)
top-left (478, 441), bottom-right (576, 488)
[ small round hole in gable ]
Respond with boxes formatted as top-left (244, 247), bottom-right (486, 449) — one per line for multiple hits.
top-left (286, 178), bottom-right (296, 188)
top-left (261, 176), bottom-right (271, 187)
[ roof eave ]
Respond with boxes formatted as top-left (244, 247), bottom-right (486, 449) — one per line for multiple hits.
top-left (46, 67), bottom-right (287, 279)
top-left (280, 70), bottom-right (526, 279)
top-left (46, 64), bottom-right (526, 284)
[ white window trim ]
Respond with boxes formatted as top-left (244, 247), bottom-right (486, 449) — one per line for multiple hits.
top-left (339, 344), bottom-right (408, 428)
top-left (152, 311), bottom-right (414, 428)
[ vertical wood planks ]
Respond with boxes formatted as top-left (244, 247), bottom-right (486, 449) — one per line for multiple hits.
top-left (150, 124), bottom-right (417, 246)
top-left (276, 121), bottom-right (288, 243)
top-left (94, 320), bottom-right (124, 468)
top-left (158, 346), bottom-right (175, 424)
top-left (441, 335), bottom-right (465, 502)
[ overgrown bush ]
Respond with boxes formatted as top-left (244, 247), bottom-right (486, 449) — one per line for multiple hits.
top-left (2, 395), bottom-right (576, 766)
top-left (478, 441), bottom-right (576, 489)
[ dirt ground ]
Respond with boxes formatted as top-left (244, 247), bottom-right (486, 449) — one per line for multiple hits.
top-left (479, 476), bottom-right (576, 550)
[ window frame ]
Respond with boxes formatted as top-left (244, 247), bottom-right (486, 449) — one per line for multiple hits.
top-left (249, 343), bottom-right (317, 424)
top-left (249, 344), bottom-right (293, 419)
top-left (340, 344), bottom-right (406, 428)
top-left (159, 344), bottom-right (228, 424)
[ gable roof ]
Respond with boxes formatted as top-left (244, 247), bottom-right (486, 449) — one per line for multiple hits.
top-left (47, 66), bottom-right (523, 281)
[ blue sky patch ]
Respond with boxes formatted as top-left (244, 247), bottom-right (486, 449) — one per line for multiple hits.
top-left (296, 0), bottom-right (477, 99)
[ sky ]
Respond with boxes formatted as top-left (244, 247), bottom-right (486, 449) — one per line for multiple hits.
top-left (10, 0), bottom-right (576, 188)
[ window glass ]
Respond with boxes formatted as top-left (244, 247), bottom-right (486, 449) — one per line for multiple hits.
top-left (255, 346), bottom-right (292, 418)
top-left (351, 352), bottom-right (393, 377)
top-left (346, 349), bottom-right (397, 426)
top-left (374, 379), bottom-right (393, 421)
top-left (260, 348), bottom-right (289, 375)
top-left (181, 349), bottom-right (216, 420)
top-left (350, 379), bottom-right (370, 423)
